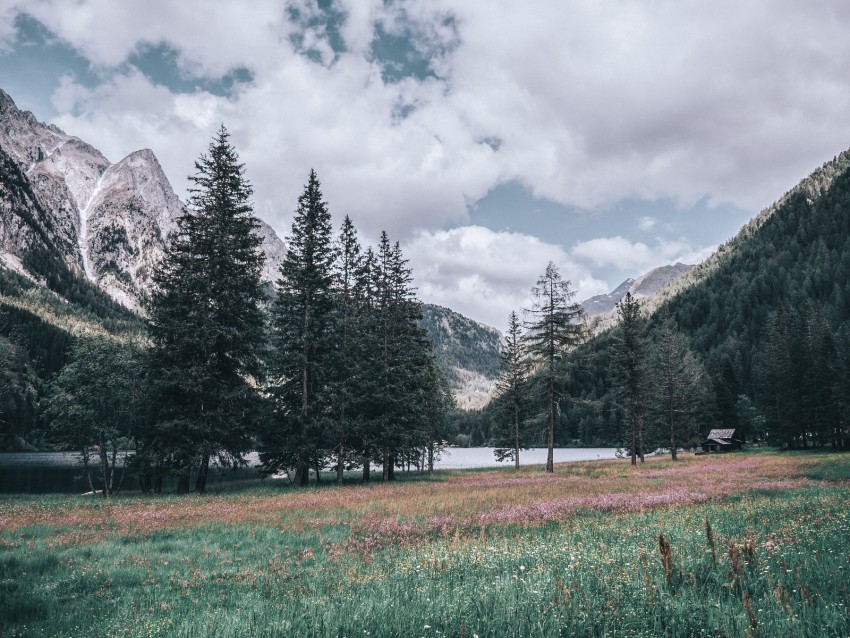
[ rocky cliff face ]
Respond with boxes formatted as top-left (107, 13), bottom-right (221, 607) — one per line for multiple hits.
top-left (0, 88), bottom-right (286, 309)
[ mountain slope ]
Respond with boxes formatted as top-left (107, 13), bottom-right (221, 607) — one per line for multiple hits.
top-left (659, 149), bottom-right (850, 357)
top-left (561, 146), bottom-right (850, 445)
top-left (419, 304), bottom-right (502, 410)
top-left (581, 263), bottom-right (694, 318)
top-left (0, 88), bottom-right (286, 309)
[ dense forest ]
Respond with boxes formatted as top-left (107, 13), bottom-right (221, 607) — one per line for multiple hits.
top-left (3, 134), bottom-right (850, 487)
top-left (483, 151), bottom-right (850, 455)
top-left (1, 128), bottom-right (454, 495)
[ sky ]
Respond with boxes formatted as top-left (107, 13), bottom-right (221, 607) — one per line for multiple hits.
top-left (2, 1), bottom-right (850, 331)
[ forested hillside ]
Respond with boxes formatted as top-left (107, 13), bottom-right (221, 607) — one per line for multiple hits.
top-left (419, 304), bottom-right (502, 409)
top-left (555, 149), bottom-right (850, 450)
top-left (0, 150), bottom-right (142, 449)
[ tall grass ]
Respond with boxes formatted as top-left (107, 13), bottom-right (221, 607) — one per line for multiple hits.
top-left (2, 451), bottom-right (849, 637)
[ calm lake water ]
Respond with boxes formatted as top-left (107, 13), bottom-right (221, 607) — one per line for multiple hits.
top-left (0, 448), bottom-right (619, 494)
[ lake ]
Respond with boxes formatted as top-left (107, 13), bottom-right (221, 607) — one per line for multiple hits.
top-left (0, 448), bottom-right (619, 494)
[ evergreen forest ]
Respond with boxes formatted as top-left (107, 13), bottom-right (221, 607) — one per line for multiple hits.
top-left (2, 135), bottom-right (850, 495)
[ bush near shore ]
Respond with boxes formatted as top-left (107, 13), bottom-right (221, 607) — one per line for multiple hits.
top-left (1, 450), bottom-right (849, 637)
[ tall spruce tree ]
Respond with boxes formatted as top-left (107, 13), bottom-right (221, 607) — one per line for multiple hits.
top-left (493, 311), bottom-right (532, 469)
top-left (648, 315), bottom-right (712, 460)
top-left (329, 215), bottom-right (365, 483)
top-left (146, 125), bottom-right (266, 494)
top-left (262, 170), bottom-right (336, 486)
top-left (615, 292), bottom-right (647, 465)
top-left (525, 262), bottom-right (585, 472)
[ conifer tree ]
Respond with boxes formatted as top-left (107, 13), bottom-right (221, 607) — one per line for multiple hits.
top-left (329, 215), bottom-right (365, 483)
top-left (648, 315), bottom-right (712, 460)
top-left (262, 170), bottom-right (335, 486)
top-left (525, 262), bottom-right (585, 472)
top-left (146, 125), bottom-right (266, 494)
top-left (493, 311), bottom-right (532, 469)
top-left (615, 292), bottom-right (647, 465)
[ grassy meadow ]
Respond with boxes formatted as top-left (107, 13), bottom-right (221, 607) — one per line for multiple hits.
top-left (1, 450), bottom-right (849, 637)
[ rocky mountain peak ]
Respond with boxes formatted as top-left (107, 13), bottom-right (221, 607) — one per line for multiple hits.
top-left (0, 86), bottom-right (287, 310)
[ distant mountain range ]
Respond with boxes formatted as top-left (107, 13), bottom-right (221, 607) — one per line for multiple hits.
top-left (580, 263), bottom-right (694, 317)
top-left (0, 87), bottom-right (501, 411)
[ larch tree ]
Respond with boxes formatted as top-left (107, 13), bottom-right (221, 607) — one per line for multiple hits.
top-left (493, 311), bottom-right (532, 469)
top-left (525, 262), bottom-right (585, 473)
top-left (262, 169), bottom-right (336, 486)
top-left (146, 125), bottom-right (266, 494)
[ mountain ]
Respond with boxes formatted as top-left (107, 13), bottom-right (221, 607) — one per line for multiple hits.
top-left (561, 146), bottom-right (850, 446)
top-left (0, 88), bottom-right (286, 309)
top-left (419, 304), bottom-right (503, 410)
top-left (581, 263), bottom-right (694, 317)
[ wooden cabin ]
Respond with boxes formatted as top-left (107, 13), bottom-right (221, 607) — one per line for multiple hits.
top-left (700, 428), bottom-right (743, 453)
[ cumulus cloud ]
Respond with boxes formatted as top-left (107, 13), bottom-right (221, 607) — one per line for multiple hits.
top-left (406, 226), bottom-right (607, 331)
top-left (5, 0), bottom-right (850, 238)
top-left (571, 236), bottom-right (715, 274)
top-left (4, 1), bottom-right (850, 323)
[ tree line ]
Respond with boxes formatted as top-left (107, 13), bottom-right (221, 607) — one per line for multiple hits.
top-left (489, 278), bottom-right (715, 468)
top-left (48, 127), bottom-right (453, 495)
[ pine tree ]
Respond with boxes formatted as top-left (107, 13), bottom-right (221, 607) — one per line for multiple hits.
top-left (329, 215), bottom-right (365, 483)
top-left (493, 311), bottom-right (532, 469)
top-left (262, 170), bottom-right (336, 486)
top-left (648, 315), bottom-right (712, 460)
top-left (525, 262), bottom-right (585, 472)
top-left (146, 125), bottom-right (266, 494)
top-left (615, 292), bottom-right (648, 465)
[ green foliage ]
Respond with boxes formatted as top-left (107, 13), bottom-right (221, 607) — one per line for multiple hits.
top-left (262, 169), bottom-right (337, 485)
top-left (615, 292), bottom-right (648, 464)
top-left (419, 304), bottom-right (502, 383)
top-left (47, 336), bottom-right (148, 496)
top-left (647, 315), bottom-right (714, 459)
top-left (0, 335), bottom-right (39, 450)
top-left (525, 262), bottom-right (585, 471)
top-left (491, 311), bottom-right (534, 466)
top-left (145, 125), bottom-right (267, 493)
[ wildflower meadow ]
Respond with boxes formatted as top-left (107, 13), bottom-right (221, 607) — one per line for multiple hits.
top-left (1, 450), bottom-right (849, 637)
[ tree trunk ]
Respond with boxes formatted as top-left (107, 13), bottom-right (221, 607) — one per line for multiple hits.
top-left (388, 456), bottom-right (396, 481)
top-left (314, 461), bottom-right (322, 483)
top-left (295, 459), bottom-right (309, 486)
top-left (428, 445), bottom-right (434, 475)
top-left (514, 405), bottom-right (520, 470)
top-left (195, 454), bottom-right (210, 494)
top-left (631, 418), bottom-right (637, 466)
top-left (81, 449), bottom-right (96, 496)
top-left (639, 418), bottom-right (645, 463)
top-left (546, 379), bottom-right (555, 473)
top-left (336, 445), bottom-right (345, 484)
top-left (176, 473), bottom-right (191, 494)
top-left (362, 457), bottom-right (371, 483)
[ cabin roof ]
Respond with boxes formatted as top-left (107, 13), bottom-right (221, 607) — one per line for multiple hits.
top-left (707, 428), bottom-right (736, 440)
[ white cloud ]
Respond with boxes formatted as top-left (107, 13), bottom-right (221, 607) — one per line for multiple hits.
top-left (406, 226), bottom-right (607, 331)
top-left (637, 216), bottom-right (656, 231)
top-left (4, 1), bottom-right (850, 323)
top-left (571, 236), bottom-right (715, 273)
top-left (9, 0), bottom-right (850, 236)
